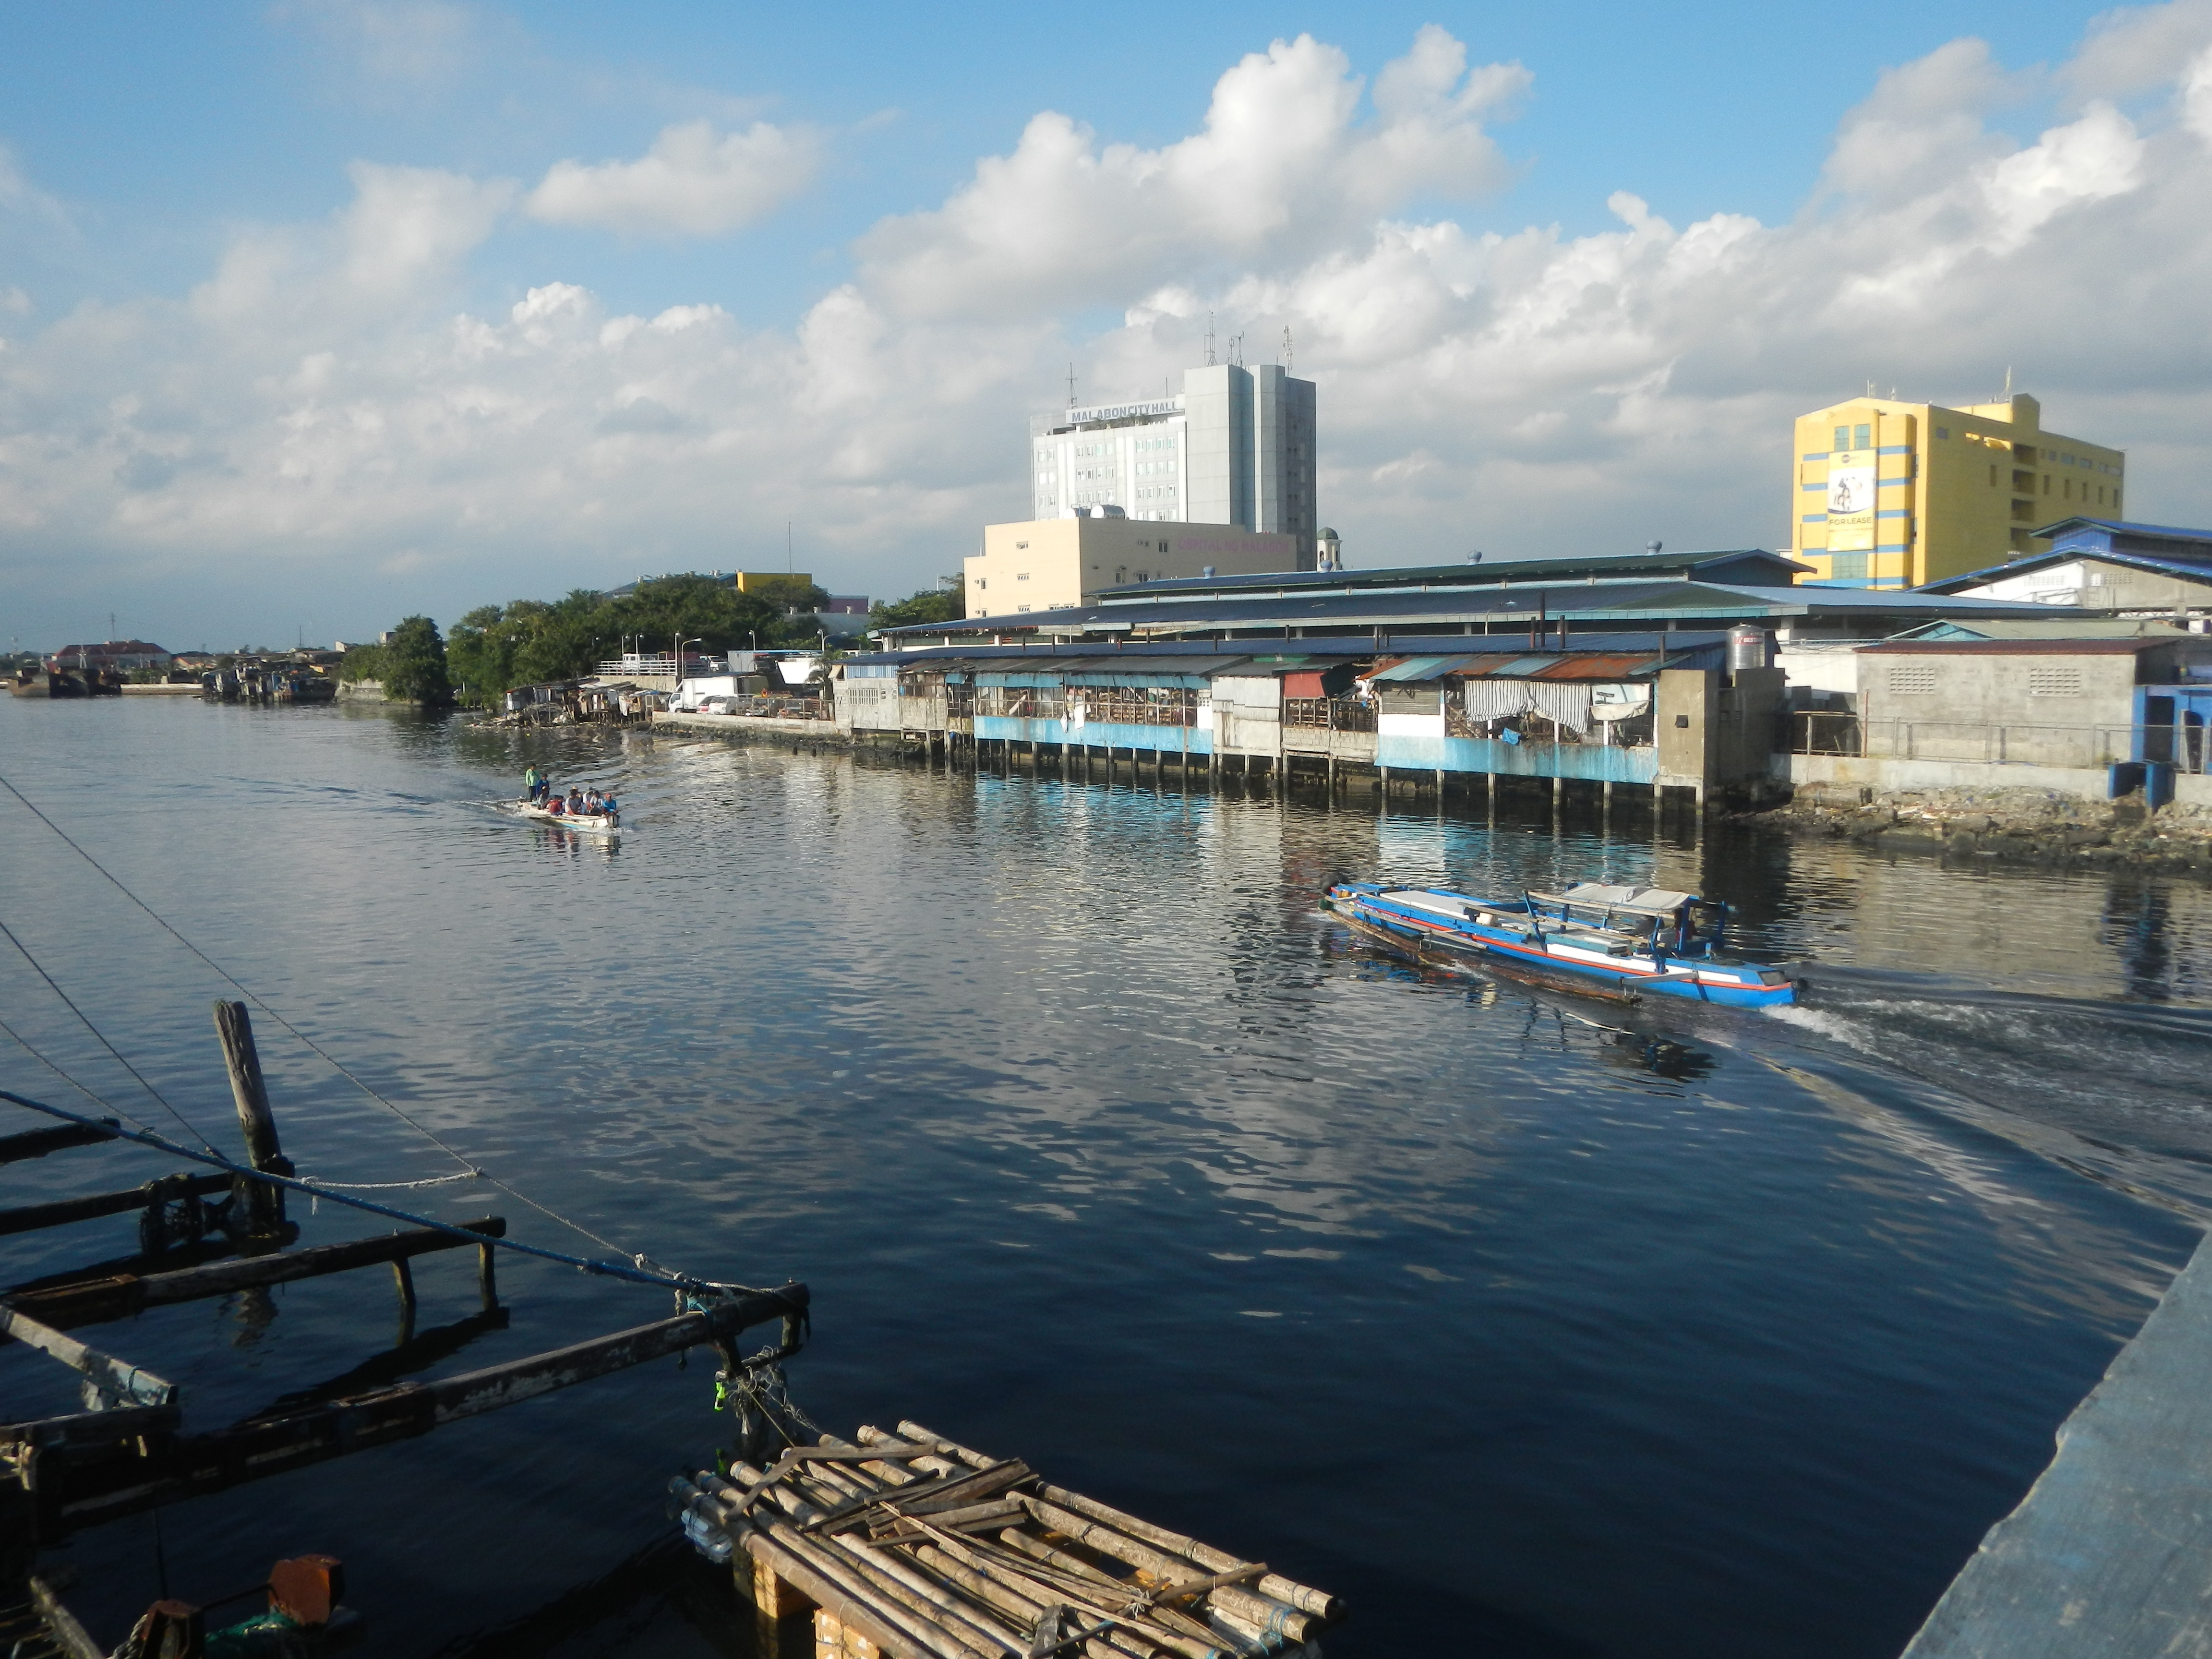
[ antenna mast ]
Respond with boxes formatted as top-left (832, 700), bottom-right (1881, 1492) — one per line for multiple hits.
top-left (1281, 326), bottom-right (1293, 375)
top-left (1205, 313), bottom-right (1216, 367)
top-left (1067, 362), bottom-right (1077, 409)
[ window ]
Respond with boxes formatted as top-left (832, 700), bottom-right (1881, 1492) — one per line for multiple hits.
top-left (1016, 572), bottom-right (1029, 581)
top-left (2029, 666), bottom-right (2083, 697)
top-left (1015, 541), bottom-right (1028, 549)
top-left (1887, 664), bottom-right (1937, 695)
top-left (1833, 424), bottom-right (1849, 451)
top-left (1990, 464), bottom-right (1998, 487)
top-left (2044, 476), bottom-right (2052, 494)
top-left (1936, 426), bottom-right (1949, 439)
top-left (1854, 423), bottom-right (1871, 449)
top-left (1017, 604), bottom-right (1031, 613)
top-left (977, 578), bottom-right (987, 589)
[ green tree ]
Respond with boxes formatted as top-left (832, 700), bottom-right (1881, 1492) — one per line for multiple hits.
top-left (381, 616), bottom-right (453, 705)
top-left (869, 585), bottom-right (964, 631)
top-left (337, 644), bottom-right (386, 684)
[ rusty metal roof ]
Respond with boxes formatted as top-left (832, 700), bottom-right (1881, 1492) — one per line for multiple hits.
top-left (1369, 650), bottom-right (1669, 682)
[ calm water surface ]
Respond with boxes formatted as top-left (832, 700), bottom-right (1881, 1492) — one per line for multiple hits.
top-left (4, 697), bottom-right (2212, 1658)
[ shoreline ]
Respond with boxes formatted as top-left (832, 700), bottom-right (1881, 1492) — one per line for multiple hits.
top-left (1738, 785), bottom-right (2212, 877)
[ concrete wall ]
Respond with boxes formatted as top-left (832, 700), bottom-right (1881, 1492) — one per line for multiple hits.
top-left (1861, 651), bottom-right (2139, 767)
top-left (1182, 365), bottom-right (1251, 530)
top-left (1211, 675), bottom-right (1284, 758)
top-left (966, 517), bottom-right (1296, 620)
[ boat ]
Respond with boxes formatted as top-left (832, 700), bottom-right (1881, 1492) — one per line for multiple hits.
top-left (510, 801), bottom-right (622, 835)
top-left (1324, 880), bottom-right (1804, 1007)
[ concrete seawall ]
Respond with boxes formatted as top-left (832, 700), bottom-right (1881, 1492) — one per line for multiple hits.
top-left (1903, 1230), bottom-right (2212, 1658)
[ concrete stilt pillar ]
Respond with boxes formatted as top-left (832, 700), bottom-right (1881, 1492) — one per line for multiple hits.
top-left (1327, 755), bottom-right (1337, 796)
top-left (1553, 775), bottom-right (1564, 805)
top-left (1436, 768), bottom-right (1446, 802)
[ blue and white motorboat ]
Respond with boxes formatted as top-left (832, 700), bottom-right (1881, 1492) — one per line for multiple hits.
top-left (1325, 880), bottom-right (1803, 1007)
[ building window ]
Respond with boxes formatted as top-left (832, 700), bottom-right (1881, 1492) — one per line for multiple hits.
top-left (1017, 604), bottom-right (1031, 613)
top-left (1016, 572), bottom-right (1029, 581)
top-left (2029, 667), bottom-right (2083, 697)
top-left (977, 578), bottom-right (987, 589)
top-left (1833, 425), bottom-right (1849, 451)
top-left (1854, 423), bottom-right (1871, 449)
top-left (1887, 665), bottom-right (1937, 694)
top-left (1936, 426), bottom-right (1949, 439)
top-left (1015, 541), bottom-right (1028, 549)
top-left (1990, 465), bottom-right (1998, 487)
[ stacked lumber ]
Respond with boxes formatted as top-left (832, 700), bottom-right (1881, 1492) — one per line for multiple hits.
top-left (671, 1419), bottom-right (1341, 1659)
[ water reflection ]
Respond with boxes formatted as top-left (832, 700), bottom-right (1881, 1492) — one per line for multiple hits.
top-left (2, 702), bottom-right (2208, 1659)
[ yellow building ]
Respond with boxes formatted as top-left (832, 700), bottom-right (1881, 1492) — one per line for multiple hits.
top-left (1790, 394), bottom-right (2126, 588)
top-left (965, 514), bottom-right (1298, 620)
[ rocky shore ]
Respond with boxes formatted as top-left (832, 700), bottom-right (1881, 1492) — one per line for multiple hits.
top-left (1741, 785), bottom-right (2212, 875)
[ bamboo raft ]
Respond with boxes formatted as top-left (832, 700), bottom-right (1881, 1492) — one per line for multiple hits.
top-left (674, 1420), bottom-right (1342, 1659)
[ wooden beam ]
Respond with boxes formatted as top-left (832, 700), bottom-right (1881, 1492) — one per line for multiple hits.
top-left (0, 1173), bottom-right (230, 1238)
top-left (6, 1218), bottom-right (508, 1328)
top-left (0, 1122), bottom-right (120, 1166)
top-left (27, 1575), bottom-right (106, 1659)
top-left (0, 1403), bottom-right (180, 1450)
top-left (28, 1281), bottom-right (808, 1538)
top-left (213, 1000), bottom-right (291, 1232)
top-left (0, 1306), bottom-right (176, 1407)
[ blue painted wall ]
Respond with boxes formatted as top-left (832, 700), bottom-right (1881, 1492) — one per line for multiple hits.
top-left (974, 716), bottom-right (1213, 755)
top-left (1378, 733), bottom-right (1659, 782)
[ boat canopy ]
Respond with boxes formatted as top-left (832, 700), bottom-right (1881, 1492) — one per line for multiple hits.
top-left (1529, 884), bottom-right (1709, 921)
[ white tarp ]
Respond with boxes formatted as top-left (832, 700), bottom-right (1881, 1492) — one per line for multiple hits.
top-left (1589, 683), bottom-right (1653, 722)
top-left (1456, 679), bottom-right (1596, 734)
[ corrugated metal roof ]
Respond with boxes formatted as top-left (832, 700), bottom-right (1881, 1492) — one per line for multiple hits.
top-left (1367, 654), bottom-right (1475, 681)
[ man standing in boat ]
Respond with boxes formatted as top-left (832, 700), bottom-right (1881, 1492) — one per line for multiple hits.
top-left (524, 765), bottom-right (547, 805)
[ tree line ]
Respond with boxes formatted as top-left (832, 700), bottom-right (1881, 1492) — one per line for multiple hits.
top-left (346, 573), bottom-right (962, 708)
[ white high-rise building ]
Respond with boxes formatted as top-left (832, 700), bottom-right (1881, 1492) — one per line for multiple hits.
top-left (1030, 363), bottom-right (1317, 568)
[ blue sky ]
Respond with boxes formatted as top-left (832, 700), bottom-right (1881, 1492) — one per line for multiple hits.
top-left (3, 0), bottom-right (2210, 649)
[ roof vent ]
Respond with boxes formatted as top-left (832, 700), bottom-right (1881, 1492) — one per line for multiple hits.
top-left (1647, 540), bottom-right (1663, 554)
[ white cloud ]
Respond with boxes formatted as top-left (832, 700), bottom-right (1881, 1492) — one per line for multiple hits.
top-left (4, 18), bottom-right (2212, 641)
top-left (854, 30), bottom-right (1527, 318)
top-left (526, 120), bottom-right (822, 237)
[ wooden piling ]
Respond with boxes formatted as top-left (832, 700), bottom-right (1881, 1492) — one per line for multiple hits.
top-left (213, 1000), bottom-right (292, 1233)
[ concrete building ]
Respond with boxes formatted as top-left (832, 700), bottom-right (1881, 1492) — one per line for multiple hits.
top-left (964, 513), bottom-right (1297, 621)
top-left (1921, 517), bottom-right (2212, 622)
top-left (1031, 363), bottom-right (1317, 556)
top-left (1791, 393), bottom-right (2126, 589)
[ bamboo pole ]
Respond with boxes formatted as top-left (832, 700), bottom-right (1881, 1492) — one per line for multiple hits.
top-left (1019, 1496), bottom-right (1317, 1647)
top-left (826, 1533), bottom-right (1029, 1656)
top-left (711, 1469), bottom-right (1003, 1659)
top-left (911, 1541), bottom-right (1180, 1659)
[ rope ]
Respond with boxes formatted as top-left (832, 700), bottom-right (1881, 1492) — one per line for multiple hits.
top-left (0, 914), bottom-right (219, 1154)
top-left (0, 1011), bottom-right (132, 1118)
top-left (0, 769), bottom-right (665, 1266)
top-left (0, 1084), bottom-right (780, 1298)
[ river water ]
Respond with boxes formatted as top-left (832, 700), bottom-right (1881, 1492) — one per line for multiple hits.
top-left (3, 697), bottom-right (2211, 1658)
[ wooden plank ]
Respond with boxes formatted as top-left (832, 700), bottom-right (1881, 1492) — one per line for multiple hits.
top-left (7, 1218), bottom-right (508, 1328)
top-left (0, 1173), bottom-right (230, 1238)
top-left (0, 1122), bottom-right (120, 1166)
top-left (0, 1306), bottom-right (176, 1407)
top-left (28, 1281), bottom-right (809, 1538)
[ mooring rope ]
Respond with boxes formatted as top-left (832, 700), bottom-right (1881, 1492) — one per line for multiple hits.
top-left (0, 1083), bottom-right (779, 1297)
top-left (0, 769), bottom-right (673, 1269)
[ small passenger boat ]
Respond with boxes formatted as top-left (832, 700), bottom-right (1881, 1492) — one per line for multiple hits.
top-left (510, 801), bottom-right (621, 836)
top-left (1325, 880), bottom-right (1803, 1006)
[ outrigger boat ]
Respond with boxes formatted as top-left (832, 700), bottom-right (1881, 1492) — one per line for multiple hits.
top-left (1325, 880), bottom-right (1803, 1007)
top-left (511, 801), bottom-right (621, 836)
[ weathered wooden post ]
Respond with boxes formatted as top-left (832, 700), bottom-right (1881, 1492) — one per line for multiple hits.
top-left (213, 1000), bottom-right (293, 1235)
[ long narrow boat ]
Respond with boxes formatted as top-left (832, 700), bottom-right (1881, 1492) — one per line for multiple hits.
top-left (510, 801), bottom-right (622, 836)
top-left (1325, 880), bottom-right (1803, 1007)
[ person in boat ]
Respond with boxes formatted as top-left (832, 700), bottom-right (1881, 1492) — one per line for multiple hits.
top-left (524, 765), bottom-right (546, 804)
top-left (546, 792), bottom-right (565, 816)
top-left (584, 787), bottom-right (603, 815)
top-left (566, 788), bottom-right (585, 816)
top-left (600, 790), bottom-right (619, 827)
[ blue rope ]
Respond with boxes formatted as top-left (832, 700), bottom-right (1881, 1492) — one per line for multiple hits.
top-left (0, 1084), bottom-right (750, 1295)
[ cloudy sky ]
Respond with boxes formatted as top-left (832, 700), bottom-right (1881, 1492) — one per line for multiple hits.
top-left (3, 0), bottom-right (2210, 650)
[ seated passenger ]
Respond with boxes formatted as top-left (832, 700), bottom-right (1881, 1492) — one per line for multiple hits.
top-left (567, 789), bottom-right (585, 815)
top-left (547, 793), bottom-right (565, 815)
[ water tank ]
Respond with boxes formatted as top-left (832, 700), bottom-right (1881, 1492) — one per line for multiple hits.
top-left (1727, 625), bottom-right (1773, 672)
